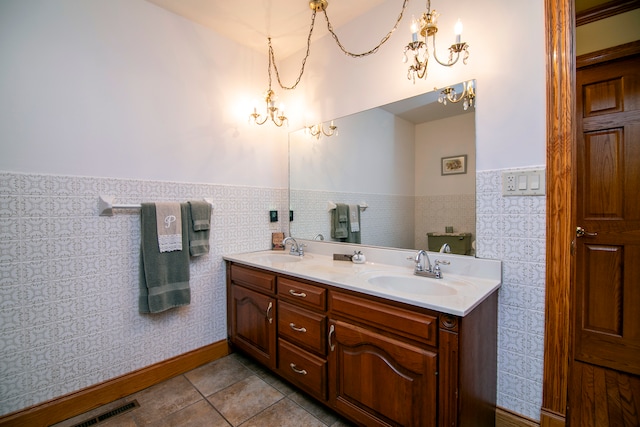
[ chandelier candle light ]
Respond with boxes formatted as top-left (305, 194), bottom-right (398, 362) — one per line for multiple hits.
top-left (403, 0), bottom-right (470, 83)
top-left (305, 120), bottom-right (338, 139)
top-left (438, 80), bottom-right (476, 110)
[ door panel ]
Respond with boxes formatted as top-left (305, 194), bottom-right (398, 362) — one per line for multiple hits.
top-left (572, 54), bottom-right (640, 425)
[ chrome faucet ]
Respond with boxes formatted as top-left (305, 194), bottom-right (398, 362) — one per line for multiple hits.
top-left (282, 237), bottom-right (305, 256)
top-left (414, 249), bottom-right (432, 274)
top-left (439, 243), bottom-right (451, 253)
top-left (414, 250), bottom-right (449, 279)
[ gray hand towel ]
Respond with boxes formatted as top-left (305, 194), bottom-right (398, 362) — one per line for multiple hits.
top-left (331, 203), bottom-right (349, 239)
top-left (187, 201), bottom-right (211, 257)
top-left (139, 203), bottom-right (190, 313)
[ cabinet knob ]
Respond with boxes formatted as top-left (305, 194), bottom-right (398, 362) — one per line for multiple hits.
top-left (289, 323), bottom-right (307, 333)
top-left (289, 289), bottom-right (307, 298)
top-left (328, 324), bottom-right (336, 352)
top-left (289, 363), bottom-right (308, 375)
top-left (266, 302), bottom-right (273, 324)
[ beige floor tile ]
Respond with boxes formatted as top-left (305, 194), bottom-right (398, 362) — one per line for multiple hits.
top-left (146, 399), bottom-right (231, 427)
top-left (131, 375), bottom-right (203, 425)
top-left (185, 354), bottom-right (254, 397)
top-left (239, 398), bottom-right (326, 427)
top-left (288, 391), bottom-right (341, 426)
top-left (207, 375), bottom-right (284, 426)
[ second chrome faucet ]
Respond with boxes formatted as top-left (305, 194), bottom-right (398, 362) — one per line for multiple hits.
top-left (414, 249), bottom-right (450, 279)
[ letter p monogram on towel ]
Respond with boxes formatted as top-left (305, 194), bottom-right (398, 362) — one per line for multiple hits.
top-left (164, 215), bottom-right (177, 229)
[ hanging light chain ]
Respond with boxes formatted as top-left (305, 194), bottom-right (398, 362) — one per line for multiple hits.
top-left (321, 0), bottom-right (410, 58)
top-left (268, 0), bottom-right (410, 91)
top-left (269, 10), bottom-right (318, 91)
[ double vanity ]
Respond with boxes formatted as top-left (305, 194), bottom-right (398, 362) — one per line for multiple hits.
top-left (224, 241), bottom-right (501, 427)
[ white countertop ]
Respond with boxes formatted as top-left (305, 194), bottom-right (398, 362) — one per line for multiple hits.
top-left (223, 242), bottom-right (502, 316)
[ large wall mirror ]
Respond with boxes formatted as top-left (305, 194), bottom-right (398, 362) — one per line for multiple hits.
top-left (289, 80), bottom-right (476, 255)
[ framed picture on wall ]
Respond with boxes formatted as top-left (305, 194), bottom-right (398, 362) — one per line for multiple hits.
top-left (441, 155), bottom-right (467, 175)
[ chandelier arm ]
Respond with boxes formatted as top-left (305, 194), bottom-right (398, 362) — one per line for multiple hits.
top-left (429, 32), bottom-right (460, 67)
top-left (254, 114), bottom-right (269, 126)
top-left (269, 10), bottom-right (318, 91)
top-left (322, 0), bottom-right (409, 58)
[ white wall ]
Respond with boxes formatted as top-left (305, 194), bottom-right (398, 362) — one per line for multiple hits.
top-left (289, 108), bottom-right (415, 195)
top-left (576, 9), bottom-right (640, 56)
top-left (281, 0), bottom-right (546, 171)
top-left (415, 112), bottom-right (476, 196)
top-left (0, 0), bottom-right (287, 187)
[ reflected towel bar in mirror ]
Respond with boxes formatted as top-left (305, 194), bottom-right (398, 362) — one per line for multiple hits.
top-left (326, 201), bottom-right (368, 212)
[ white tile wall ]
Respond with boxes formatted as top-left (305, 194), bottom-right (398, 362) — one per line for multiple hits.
top-left (1, 169), bottom-right (545, 421)
top-left (0, 171), bottom-right (286, 416)
top-left (476, 168), bottom-right (546, 421)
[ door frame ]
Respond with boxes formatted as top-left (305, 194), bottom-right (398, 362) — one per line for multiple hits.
top-left (542, 2), bottom-right (640, 425)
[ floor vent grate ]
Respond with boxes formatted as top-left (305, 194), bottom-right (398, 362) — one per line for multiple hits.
top-left (68, 400), bottom-right (139, 427)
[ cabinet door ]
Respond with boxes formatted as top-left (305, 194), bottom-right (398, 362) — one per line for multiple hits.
top-left (229, 284), bottom-right (276, 369)
top-left (329, 320), bottom-right (437, 427)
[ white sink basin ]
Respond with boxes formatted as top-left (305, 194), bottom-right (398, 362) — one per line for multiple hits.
top-left (367, 274), bottom-right (457, 296)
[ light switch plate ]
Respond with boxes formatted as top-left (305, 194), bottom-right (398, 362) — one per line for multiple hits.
top-left (502, 168), bottom-right (546, 196)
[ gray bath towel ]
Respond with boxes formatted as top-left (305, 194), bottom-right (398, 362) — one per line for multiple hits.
top-left (187, 201), bottom-right (211, 257)
top-left (331, 203), bottom-right (349, 239)
top-left (139, 203), bottom-right (190, 313)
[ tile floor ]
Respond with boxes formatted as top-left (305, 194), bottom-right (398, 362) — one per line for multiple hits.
top-left (51, 352), bottom-right (355, 427)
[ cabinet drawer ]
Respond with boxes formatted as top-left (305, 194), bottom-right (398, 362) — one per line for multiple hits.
top-left (278, 301), bottom-right (326, 355)
top-left (278, 339), bottom-right (327, 401)
top-left (278, 277), bottom-right (326, 310)
top-left (231, 264), bottom-right (276, 293)
top-left (330, 292), bottom-right (438, 347)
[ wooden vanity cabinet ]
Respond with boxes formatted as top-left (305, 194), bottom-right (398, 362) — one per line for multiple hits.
top-left (226, 261), bottom-right (497, 427)
top-left (276, 277), bottom-right (328, 401)
top-left (227, 264), bottom-right (277, 369)
top-left (329, 291), bottom-right (439, 427)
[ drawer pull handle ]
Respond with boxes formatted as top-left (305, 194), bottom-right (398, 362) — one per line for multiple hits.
top-left (328, 324), bottom-right (335, 352)
top-left (290, 363), bottom-right (308, 375)
top-left (266, 302), bottom-right (273, 324)
top-left (289, 323), bottom-right (307, 333)
top-left (289, 289), bottom-right (307, 298)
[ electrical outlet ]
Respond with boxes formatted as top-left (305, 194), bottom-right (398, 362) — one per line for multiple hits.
top-left (502, 169), bottom-right (545, 196)
top-left (505, 175), bottom-right (516, 191)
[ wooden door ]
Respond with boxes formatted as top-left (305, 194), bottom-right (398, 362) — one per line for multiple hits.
top-left (229, 284), bottom-right (277, 369)
top-left (570, 54), bottom-right (640, 426)
top-left (328, 320), bottom-right (437, 427)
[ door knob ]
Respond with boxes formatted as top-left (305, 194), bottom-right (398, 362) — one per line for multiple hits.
top-left (576, 226), bottom-right (597, 238)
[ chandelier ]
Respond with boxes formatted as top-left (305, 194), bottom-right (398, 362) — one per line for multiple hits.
top-left (249, 39), bottom-right (288, 127)
top-left (305, 120), bottom-right (337, 139)
top-left (403, 0), bottom-right (469, 83)
top-left (250, 0), bottom-right (409, 127)
top-left (438, 80), bottom-right (475, 110)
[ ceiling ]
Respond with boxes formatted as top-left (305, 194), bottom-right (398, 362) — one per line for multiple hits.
top-left (145, 0), bottom-right (387, 59)
top-left (146, 0), bottom-right (620, 58)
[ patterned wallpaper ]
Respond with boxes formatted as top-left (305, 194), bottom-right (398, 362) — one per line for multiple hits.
top-left (1, 168), bottom-right (546, 421)
top-left (476, 168), bottom-right (546, 421)
top-left (0, 171), bottom-right (286, 415)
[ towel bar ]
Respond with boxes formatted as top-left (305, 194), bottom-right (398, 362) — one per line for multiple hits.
top-left (326, 201), bottom-right (368, 212)
top-left (98, 195), bottom-right (214, 216)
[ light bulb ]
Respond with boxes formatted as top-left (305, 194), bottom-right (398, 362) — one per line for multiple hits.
top-left (410, 15), bottom-right (418, 42)
top-left (454, 19), bottom-right (463, 43)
